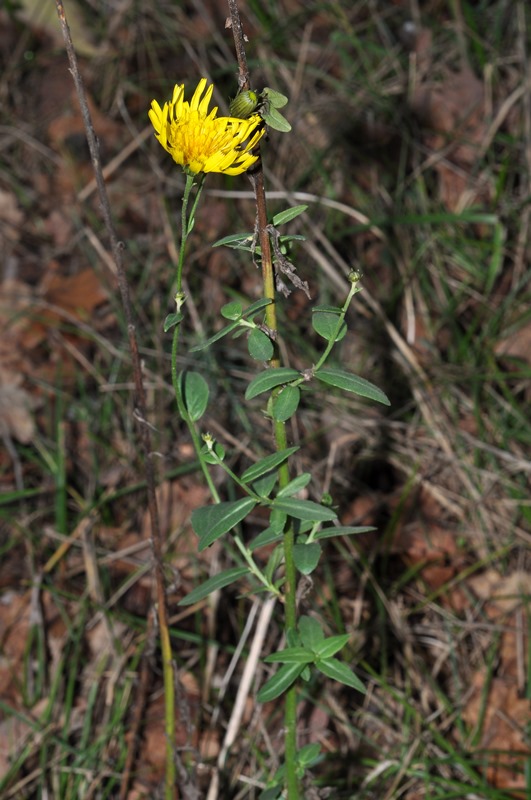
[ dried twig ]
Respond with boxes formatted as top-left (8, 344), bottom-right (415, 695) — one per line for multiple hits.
top-left (54, 3), bottom-right (177, 797)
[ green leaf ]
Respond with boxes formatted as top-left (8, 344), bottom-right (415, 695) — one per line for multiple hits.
top-left (297, 742), bottom-right (322, 768)
top-left (299, 616), bottom-right (325, 650)
top-left (260, 786), bottom-right (283, 800)
top-left (245, 368), bottom-right (300, 400)
top-left (276, 472), bottom-right (312, 498)
top-left (192, 498), bottom-right (257, 550)
top-left (276, 234), bottom-right (305, 245)
top-left (257, 662), bottom-right (305, 703)
top-left (271, 205), bottom-right (307, 226)
top-left (262, 106), bottom-right (292, 132)
top-left (313, 525), bottom-right (376, 540)
top-left (270, 507), bottom-right (288, 531)
top-left (316, 658), bottom-right (366, 693)
top-left (189, 321), bottom-right (239, 352)
top-left (250, 508), bottom-right (287, 551)
top-left (180, 371), bottom-right (209, 422)
top-left (272, 498), bottom-right (337, 522)
top-left (221, 301), bottom-right (242, 320)
top-left (312, 307), bottom-right (347, 342)
top-left (248, 328), bottom-right (274, 361)
top-left (241, 447), bottom-right (299, 484)
top-left (200, 441), bottom-right (225, 464)
top-left (178, 567), bottom-right (248, 606)
top-left (250, 526), bottom-right (284, 551)
top-left (242, 298), bottom-right (274, 318)
top-left (250, 470), bottom-right (278, 499)
top-left (163, 312), bottom-right (183, 332)
top-left (262, 87), bottom-right (288, 108)
top-left (313, 634), bottom-right (351, 659)
top-left (293, 542), bottom-right (321, 575)
top-left (190, 299), bottom-right (272, 352)
top-left (264, 543), bottom-right (284, 583)
top-left (212, 232), bottom-right (252, 248)
top-left (263, 647), bottom-right (314, 665)
top-left (272, 385), bottom-right (300, 422)
top-left (315, 367), bottom-right (390, 406)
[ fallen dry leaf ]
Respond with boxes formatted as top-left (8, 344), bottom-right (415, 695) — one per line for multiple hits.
top-left (40, 266), bottom-right (108, 318)
top-left (411, 67), bottom-right (491, 210)
top-left (0, 284), bottom-right (37, 445)
top-left (0, 384), bottom-right (35, 444)
top-left (0, 189), bottom-right (24, 246)
top-left (495, 320), bottom-right (531, 366)
top-left (462, 571), bottom-right (530, 793)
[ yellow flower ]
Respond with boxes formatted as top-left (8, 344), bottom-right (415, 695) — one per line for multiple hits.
top-left (149, 78), bottom-right (264, 176)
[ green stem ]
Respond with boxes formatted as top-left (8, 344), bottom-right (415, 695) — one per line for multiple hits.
top-left (250, 169), bottom-right (299, 798)
top-left (165, 172), bottom-right (220, 799)
top-left (169, 173), bottom-right (219, 502)
top-left (233, 535), bottom-right (282, 596)
top-left (313, 276), bottom-right (362, 372)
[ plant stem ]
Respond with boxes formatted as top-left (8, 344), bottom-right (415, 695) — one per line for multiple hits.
top-left (53, 3), bottom-right (174, 795)
top-left (227, 3), bottom-right (300, 793)
top-left (169, 174), bottom-right (219, 501)
top-left (228, 0), bottom-right (299, 800)
top-left (250, 170), bottom-right (299, 800)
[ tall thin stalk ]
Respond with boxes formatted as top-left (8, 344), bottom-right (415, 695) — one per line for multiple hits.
top-left (53, 3), bottom-right (175, 797)
top-left (227, 2), bottom-right (300, 795)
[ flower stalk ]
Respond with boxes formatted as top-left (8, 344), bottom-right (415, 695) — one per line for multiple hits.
top-left (249, 168), bottom-right (300, 800)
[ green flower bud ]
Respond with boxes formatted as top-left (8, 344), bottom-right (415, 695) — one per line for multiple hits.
top-left (202, 432), bottom-right (215, 450)
top-left (348, 269), bottom-right (363, 285)
top-left (230, 90), bottom-right (259, 119)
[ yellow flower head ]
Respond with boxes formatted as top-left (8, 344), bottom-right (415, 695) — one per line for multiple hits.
top-left (148, 78), bottom-right (264, 176)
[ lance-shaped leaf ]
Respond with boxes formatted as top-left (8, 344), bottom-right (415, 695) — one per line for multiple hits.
top-left (245, 367), bottom-right (300, 400)
top-left (178, 567), bottom-right (248, 606)
top-left (276, 472), bottom-right (312, 498)
top-left (315, 367), bottom-right (390, 406)
top-left (263, 647), bottom-right (314, 665)
top-left (316, 658), bottom-right (366, 693)
top-left (272, 497), bottom-right (337, 522)
top-left (313, 634), bottom-right (351, 659)
top-left (271, 205), bottom-right (307, 226)
top-left (257, 662), bottom-right (305, 703)
top-left (313, 525), bottom-right (375, 540)
top-left (299, 615), bottom-right (324, 649)
top-left (241, 446), bottom-right (299, 484)
top-left (192, 497), bottom-right (257, 550)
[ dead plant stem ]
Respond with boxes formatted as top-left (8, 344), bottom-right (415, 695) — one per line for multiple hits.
top-left (54, 4), bottom-right (176, 797)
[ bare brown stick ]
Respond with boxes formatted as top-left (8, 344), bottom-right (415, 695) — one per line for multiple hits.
top-left (226, 0), bottom-right (278, 352)
top-left (119, 614), bottom-right (156, 800)
top-left (54, 3), bottom-right (176, 795)
top-left (227, 0), bottom-right (250, 91)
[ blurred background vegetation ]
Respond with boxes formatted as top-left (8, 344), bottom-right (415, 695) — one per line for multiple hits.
top-left (0, 0), bottom-right (529, 797)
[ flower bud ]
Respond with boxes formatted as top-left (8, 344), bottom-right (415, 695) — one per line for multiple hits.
top-left (230, 90), bottom-right (259, 119)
